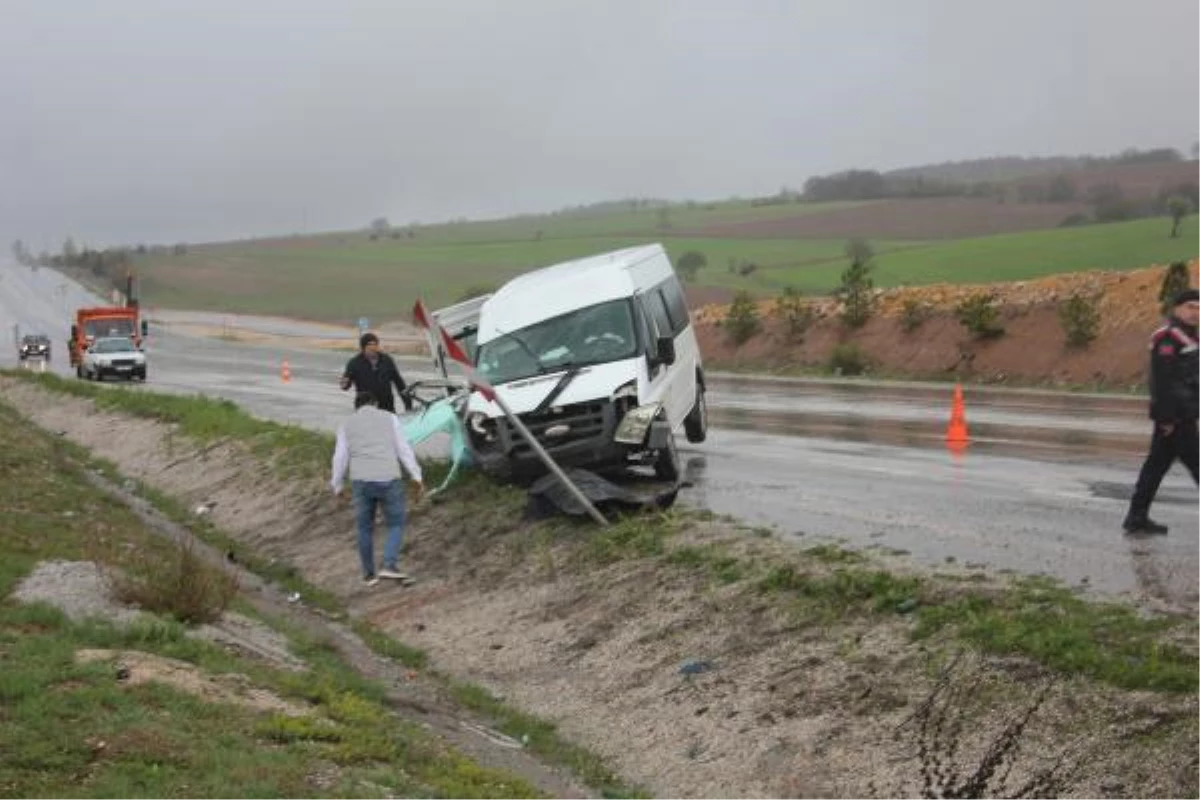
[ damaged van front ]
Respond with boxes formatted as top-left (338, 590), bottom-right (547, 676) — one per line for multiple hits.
top-left (463, 244), bottom-right (707, 483)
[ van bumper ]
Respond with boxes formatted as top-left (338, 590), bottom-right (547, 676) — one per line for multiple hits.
top-left (470, 399), bottom-right (637, 481)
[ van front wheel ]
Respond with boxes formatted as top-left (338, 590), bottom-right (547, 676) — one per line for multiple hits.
top-left (654, 434), bottom-right (680, 482)
top-left (684, 385), bottom-right (708, 443)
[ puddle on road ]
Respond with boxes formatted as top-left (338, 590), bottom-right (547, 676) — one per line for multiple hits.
top-left (708, 407), bottom-right (1144, 463)
top-left (712, 376), bottom-right (1145, 416)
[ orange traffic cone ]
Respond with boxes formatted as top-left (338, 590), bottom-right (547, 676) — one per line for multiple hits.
top-left (281, 359), bottom-right (292, 383)
top-left (946, 384), bottom-right (968, 444)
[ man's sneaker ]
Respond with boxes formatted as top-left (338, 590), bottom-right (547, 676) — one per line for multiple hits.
top-left (1123, 516), bottom-right (1168, 535)
top-left (379, 567), bottom-right (410, 582)
top-left (363, 575), bottom-right (380, 587)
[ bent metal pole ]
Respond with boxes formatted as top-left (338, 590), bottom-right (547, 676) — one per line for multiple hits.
top-left (490, 391), bottom-right (609, 527)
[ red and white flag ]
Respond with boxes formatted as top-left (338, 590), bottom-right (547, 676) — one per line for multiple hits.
top-left (412, 300), bottom-right (497, 402)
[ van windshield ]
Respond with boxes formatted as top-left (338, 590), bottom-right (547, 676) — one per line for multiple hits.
top-left (476, 299), bottom-right (638, 386)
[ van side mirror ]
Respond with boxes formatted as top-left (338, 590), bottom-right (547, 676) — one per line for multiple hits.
top-left (655, 336), bottom-right (676, 366)
top-left (140, 320), bottom-right (149, 337)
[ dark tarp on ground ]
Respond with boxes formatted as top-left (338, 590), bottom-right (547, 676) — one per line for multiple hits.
top-left (525, 468), bottom-right (679, 520)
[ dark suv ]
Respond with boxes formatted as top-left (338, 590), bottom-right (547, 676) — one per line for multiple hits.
top-left (18, 335), bottom-right (51, 361)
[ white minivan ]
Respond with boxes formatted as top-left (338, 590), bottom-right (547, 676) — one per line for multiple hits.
top-left (457, 243), bottom-right (706, 482)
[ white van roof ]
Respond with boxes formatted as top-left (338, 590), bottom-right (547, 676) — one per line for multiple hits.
top-left (480, 244), bottom-right (667, 338)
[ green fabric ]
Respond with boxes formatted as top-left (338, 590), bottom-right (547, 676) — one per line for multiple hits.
top-left (405, 398), bottom-right (472, 495)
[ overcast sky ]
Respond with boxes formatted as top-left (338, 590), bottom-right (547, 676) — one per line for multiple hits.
top-left (1, 0), bottom-right (1196, 249)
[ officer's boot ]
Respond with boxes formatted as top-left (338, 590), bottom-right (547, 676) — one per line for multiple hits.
top-left (1123, 514), bottom-right (1169, 535)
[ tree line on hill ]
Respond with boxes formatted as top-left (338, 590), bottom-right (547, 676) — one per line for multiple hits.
top-left (801, 146), bottom-right (1194, 203)
top-left (9, 237), bottom-right (190, 296)
top-left (797, 146), bottom-right (1198, 229)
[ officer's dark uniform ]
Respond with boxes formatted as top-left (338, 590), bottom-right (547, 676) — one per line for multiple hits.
top-left (342, 349), bottom-right (412, 414)
top-left (1124, 291), bottom-right (1199, 534)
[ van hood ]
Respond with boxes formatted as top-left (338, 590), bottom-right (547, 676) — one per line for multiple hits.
top-left (469, 358), bottom-right (639, 417)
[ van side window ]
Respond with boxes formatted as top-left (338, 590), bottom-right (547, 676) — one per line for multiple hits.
top-left (658, 278), bottom-right (691, 334)
top-left (644, 290), bottom-right (673, 341)
top-left (634, 298), bottom-right (655, 351)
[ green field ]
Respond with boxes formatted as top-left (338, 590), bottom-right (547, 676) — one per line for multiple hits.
top-left (290, 198), bottom-right (873, 245)
top-left (873, 216), bottom-right (1199, 287)
top-left (139, 234), bottom-right (912, 321)
top-left (135, 211), bottom-right (1197, 322)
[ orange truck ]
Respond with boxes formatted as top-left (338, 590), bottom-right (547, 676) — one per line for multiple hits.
top-left (67, 274), bottom-right (148, 371)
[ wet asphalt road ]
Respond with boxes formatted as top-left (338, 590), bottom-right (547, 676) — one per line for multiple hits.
top-left (3, 261), bottom-right (1196, 608)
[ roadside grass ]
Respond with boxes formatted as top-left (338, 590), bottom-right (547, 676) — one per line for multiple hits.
top-left (580, 511), bottom-right (1196, 695)
top-left (0, 397), bottom-right (541, 799)
top-left (1, 374), bottom-right (642, 796)
top-left (12, 370), bottom-right (331, 481)
top-left (913, 576), bottom-right (1197, 693)
top-left (349, 619), bottom-right (428, 670)
top-left (444, 681), bottom-right (646, 800)
top-left (102, 533), bottom-right (239, 626)
top-left (6, 371), bottom-right (1197, 701)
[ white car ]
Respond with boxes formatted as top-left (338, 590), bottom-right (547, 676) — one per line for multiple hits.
top-left (80, 337), bottom-right (147, 382)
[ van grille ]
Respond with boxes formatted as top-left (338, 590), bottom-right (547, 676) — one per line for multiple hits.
top-left (505, 401), bottom-right (608, 455)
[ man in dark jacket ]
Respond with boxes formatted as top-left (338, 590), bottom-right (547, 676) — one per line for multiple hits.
top-left (341, 332), bottom-right (414, 414)
top-left (1124, 288), bottom-right (1199, 534)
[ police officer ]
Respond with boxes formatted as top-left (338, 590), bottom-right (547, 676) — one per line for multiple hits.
top-left (1124, 288), bottom-right (1199, 534)
top-left (340, 332), bottom-right (414, 414)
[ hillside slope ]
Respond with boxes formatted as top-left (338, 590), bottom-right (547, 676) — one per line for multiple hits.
top-left (694, 260), bottom-right (1200, 388)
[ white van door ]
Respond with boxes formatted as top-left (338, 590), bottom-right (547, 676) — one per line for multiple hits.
top-left (656, 276), bottom-right (702, 415)
top-left (638, 286), bottom-right (695, 428)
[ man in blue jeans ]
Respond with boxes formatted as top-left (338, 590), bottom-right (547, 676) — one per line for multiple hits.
top-left (330, 392), bottom-right (424, 585)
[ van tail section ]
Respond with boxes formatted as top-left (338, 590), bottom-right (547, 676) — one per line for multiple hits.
top-left (413, 299), bottom-right (495, 401)
top-left (422, 293), bottom-right (490, 386)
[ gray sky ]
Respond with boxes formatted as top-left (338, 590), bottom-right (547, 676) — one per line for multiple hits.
top-left (1, 0), bottom-right (1196, 249)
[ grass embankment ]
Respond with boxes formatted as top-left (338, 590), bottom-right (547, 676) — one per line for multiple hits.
top-left (1, 371), bottom-right (644, 798)
top-left (8, 369), bottom-right (1197, 697)
top-left (0, 396), bottom-right (541, 799)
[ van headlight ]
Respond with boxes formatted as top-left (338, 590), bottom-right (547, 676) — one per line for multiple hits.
top-left (612, 381), bottom-right (638, 401)
top-left (612, 380), bottom-right (639, 418)
top-left (614, 402), bottom-right (661, 445)
top-left (467, 411), bottom-right (498, 443)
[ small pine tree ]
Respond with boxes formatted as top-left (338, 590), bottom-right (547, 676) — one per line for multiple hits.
top-left (772, 286), bottom-right (814, 342)
top-left (1159, 261), bottom-right (1191, 316)
top-left (839, 238), bottom-right (875, 328)
top-left (1059, 293), bottom-right (1101, 348)
top-left (724, 290), bottom-right (762, 346)
top-left (900, 298), bottom-right (930, 333)
top-left (955, 293), bottom-right (1005, 339)
top-left (675, 250), bottom-right (707, 282)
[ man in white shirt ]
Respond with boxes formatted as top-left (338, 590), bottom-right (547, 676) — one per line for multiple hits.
top-left (330, 392), bottom-right (424, 585)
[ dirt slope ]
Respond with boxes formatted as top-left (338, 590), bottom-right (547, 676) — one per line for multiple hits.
top-left (695, 261), bottom-right (1200, 388)
top-left (2, 378), bottom-right (1195, 798)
